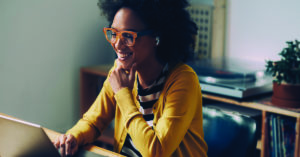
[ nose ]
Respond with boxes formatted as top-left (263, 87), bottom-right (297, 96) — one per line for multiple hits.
top-left (114, 37), bottom-right (126, 50)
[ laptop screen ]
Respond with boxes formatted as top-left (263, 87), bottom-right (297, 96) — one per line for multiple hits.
top-left (0, 115), bottom-right (60, 157)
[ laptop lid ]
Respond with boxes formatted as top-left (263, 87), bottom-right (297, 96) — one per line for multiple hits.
top-left (0, 115), bottom-right (60, 157)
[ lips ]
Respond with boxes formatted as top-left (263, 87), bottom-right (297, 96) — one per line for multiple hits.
top-left (117, 52), bottom-right (133, 61)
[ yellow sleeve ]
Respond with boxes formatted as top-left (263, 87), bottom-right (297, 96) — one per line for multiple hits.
top-left (66, 73), bottom-right (116, 146)
top-left (114, 70), bottom-right (201, 157)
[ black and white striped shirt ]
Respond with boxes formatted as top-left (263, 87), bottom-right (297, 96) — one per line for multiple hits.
top-left (120, 64), bottom-right (169, 157)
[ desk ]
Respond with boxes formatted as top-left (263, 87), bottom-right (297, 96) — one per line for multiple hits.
top-left (43, 128), bottom-right (123, 157)
top-left (0, 113), bottom-right (124, 157)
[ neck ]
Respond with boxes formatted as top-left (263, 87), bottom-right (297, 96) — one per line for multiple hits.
top-left (137, 60), bottom-right (164, 88)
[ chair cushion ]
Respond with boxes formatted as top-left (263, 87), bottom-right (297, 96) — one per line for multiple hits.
top-left (203, 106), bottom-right (257, 157)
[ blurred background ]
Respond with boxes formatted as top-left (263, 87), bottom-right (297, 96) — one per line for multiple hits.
top-left (0, 0), bottom-right (299, 132)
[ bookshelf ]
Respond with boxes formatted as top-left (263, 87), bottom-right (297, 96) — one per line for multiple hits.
top-left (80, 64), bottom-right (300, 157)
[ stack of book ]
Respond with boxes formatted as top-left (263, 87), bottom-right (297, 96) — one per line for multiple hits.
top-left (269, 114), bottom-right (296, 157)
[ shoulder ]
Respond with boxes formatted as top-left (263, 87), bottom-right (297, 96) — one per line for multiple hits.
top-left (164, 62), bottom-right (199, 89)
top-left (168, 62), bottom-right (198, 80)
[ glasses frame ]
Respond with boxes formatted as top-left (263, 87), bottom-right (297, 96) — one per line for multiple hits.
top-left (103, 27), bottom-right (154, 47)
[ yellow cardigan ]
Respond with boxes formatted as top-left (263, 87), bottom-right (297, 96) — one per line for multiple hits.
top-left (67, 62), bottom-right (208, 157)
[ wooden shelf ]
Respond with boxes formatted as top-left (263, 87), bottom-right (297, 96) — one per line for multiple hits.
top-left (79, 65), bottom-right (112, 116)
top-left (203, 93), bottom-right (300, 118)
top-left (80, 64), bottom-right (300, 157)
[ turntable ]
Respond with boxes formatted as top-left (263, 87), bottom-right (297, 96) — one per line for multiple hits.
top-left (187, 58), bottom-right (273, 98)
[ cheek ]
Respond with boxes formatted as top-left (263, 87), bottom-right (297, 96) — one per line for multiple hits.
top-left (133, 45), bottom-right (154, 62)
top-left (131, 38), bottom-right (157, 63)
top-left (129, 47), bottom-right (137, 59)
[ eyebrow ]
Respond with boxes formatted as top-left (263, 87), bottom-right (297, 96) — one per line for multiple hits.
top-left (111, 27), bottom-right (138, 32)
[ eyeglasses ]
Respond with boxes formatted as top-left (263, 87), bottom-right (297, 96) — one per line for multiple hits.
top-left (103, 27), bottom-right (154, 46)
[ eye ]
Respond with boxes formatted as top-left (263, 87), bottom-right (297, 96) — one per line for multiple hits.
top-left (122, 32), bottom-right (134, 40)
top-left (111, 33), bottom-right (116, 37)
top-left (106, 30), bottom-right (116, 39)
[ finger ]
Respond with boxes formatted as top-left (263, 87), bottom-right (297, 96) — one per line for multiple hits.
top-left (115, 65), bottom-right (122, 71)
top-left (53, 137), bottom-right (60, 149)
top-left (119, 67), bottom-right (128, 76)
top-left (114, 65), bottom-right (126, 77)
top-left (59, 135), bottom-right (67, 148)
top-left (115, 59), bottom-right (130, 75)
top-left (60, 146), bottom-right (65, 157)
top-left (59, 135), bottom-right (67, 157)
top-left (114, 65), bottom-right (123, 77)
top-left (65, 135), bottom-right (72, 156)
top-left (71, 145), bottom-right (78, 156)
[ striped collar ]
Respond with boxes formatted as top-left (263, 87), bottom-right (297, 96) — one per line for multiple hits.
top-left (137, 63), bottom-right (169, 91)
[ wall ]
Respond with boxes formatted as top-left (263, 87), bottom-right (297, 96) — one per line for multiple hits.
top-left (190, 0), bottom-right (300, 62)
top-left (0, 0), bottom-right (115, 132)
top-left (226, 0), bottom-right (300, 62)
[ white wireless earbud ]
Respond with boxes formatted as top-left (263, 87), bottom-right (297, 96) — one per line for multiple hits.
top-left (156, 36), bottom-right (160, 46)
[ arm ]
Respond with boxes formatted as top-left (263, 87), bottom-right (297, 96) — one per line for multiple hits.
top-left (115, 70), bottom-right (201, 157)
top-left (66, 73), bottom-right (116, 146)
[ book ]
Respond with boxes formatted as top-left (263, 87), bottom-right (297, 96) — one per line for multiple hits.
top-left (281, 117), bottom-right (296, 157)
top-left (272, 115), bottom-right (278, 157)
top-left (269, 114), bottom-right (275, 157)
top-left (276, 115), bottom-right (283, 157)
top-left (269, 114), bottom-right (297, 157)
top-left (280, 119), bottom-right (287, 157)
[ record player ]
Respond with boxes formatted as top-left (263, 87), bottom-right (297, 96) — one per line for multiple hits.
top-left (187, 58), bottom-right (273, 98)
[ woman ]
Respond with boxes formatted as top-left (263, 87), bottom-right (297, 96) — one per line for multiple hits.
top-left (55, 0), bottom-right (208, 156)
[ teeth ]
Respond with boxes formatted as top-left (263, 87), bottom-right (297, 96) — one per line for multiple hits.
top-left (119, 53), bottom-right (132, 58)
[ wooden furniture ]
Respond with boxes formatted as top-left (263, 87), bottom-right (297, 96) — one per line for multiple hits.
top-left (80, 64), bottom-right (300, 157)
top-left (44, 128), bottom-right (122, 157)
top-left (0, 113), bottom-right (124, 157)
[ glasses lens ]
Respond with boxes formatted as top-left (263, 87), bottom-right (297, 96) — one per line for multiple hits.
top-left (122, 32), bottom-right (134, 46)
top-left (105, 29), bottom-right (116, 43)
top-left (104, 28), bottom-right (137, 46)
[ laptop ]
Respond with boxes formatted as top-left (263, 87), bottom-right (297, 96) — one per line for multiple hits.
top-left (0, 115), bottom-right (61, 157)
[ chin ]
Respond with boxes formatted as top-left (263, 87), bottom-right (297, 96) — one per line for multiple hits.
top-left (118, 59), bottom-right (134, 70)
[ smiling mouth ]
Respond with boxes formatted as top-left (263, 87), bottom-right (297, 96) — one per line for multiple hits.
top-left (118, 52), bottom-right (133, 61)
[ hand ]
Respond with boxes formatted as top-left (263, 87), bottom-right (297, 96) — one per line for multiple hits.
top-left (109, 60), bottom-right (137, 93)
top-left (53, 134), bottom-right (78, 157)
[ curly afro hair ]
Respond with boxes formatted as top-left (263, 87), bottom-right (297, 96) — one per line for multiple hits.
top-left (98, 0), bottom-right (197, 63)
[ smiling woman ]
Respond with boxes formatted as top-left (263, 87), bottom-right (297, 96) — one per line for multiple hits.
top-left (108, 7), bottom-right (158, 72)
top-left (54, 0), bottom-right (207, 157)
